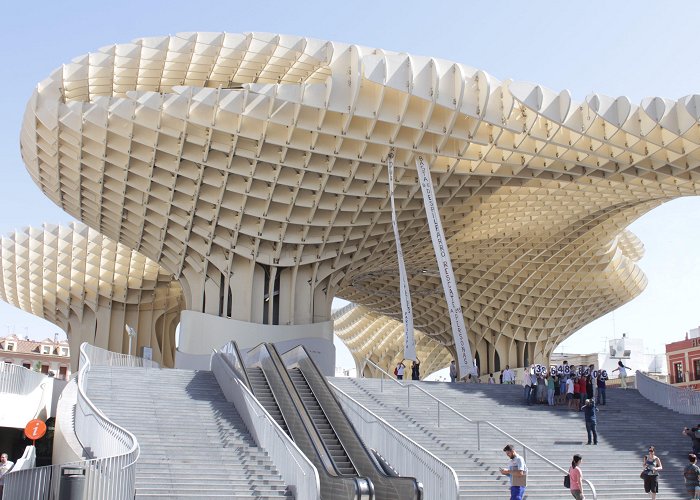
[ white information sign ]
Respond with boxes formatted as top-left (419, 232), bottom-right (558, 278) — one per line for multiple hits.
top-left (415, 155), bottom-right (474, 376)
top-left (388, 150), bottom-right (416, 360)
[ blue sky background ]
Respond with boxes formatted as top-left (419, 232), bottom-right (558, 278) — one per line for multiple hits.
top-left (0, 1), bottom-right (698, 368)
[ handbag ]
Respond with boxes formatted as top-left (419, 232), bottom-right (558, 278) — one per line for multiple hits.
top-left (563, 474), bottom-right (570, 488)
top-left (640, 470), bottom-right (647, 479)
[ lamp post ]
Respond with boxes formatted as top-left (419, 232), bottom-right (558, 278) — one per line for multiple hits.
top-left (125, 324), bottom-right (137, 356)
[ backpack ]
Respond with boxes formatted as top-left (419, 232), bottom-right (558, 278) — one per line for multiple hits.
top-left (563, 474), bottom-right (570, 488)
top-left (394, 366), bottom-right (399, 376)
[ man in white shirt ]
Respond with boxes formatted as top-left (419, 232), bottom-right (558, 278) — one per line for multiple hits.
top-left (500, 444), bottom-right (527, 500)
top-left (503, 365), bottom-right (513, 384)
top-left (0, 452), bottom-right (14, 496)
top-left (566, 375), bottom-right (576, 410)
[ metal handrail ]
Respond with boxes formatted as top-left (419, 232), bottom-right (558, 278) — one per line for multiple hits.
top-left (636, 370), bottom-right (700, 414)
top-left (76, 343), bottom-right (141, 468)
top-left (364, 358), bottom-right (598, 499)
top-left (4, 343), bottom-right (143, 499)
top-left (0, 363), bottom-right (49, 395)
top-left (211, 350), bottom-right (321, 499)
top-left (331, 381), bottom-right (458, 500)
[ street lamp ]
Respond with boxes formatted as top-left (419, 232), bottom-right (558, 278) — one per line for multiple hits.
top-left (125, 324), bottom-right (137, 356)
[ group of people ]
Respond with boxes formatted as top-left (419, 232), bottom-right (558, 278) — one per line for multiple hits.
top-left (394, 359), bottom-right (421, 381)
top-left (521, 364), bottom-right (609, 409)
top-left (499, 445), bottom-right (673, 500)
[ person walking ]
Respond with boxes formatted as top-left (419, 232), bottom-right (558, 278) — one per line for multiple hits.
top-left (642, 445), bottom-right (663, 499)
top-left (0, 452), bottom-right (14, 496)
top-left (569, 454), bottom-right (585, 499)
top-left (488, 373), bottom-right (496, 384)
top-left (411, 358), bottom-right (421, 381)
top-left (683, 453), bottom-right (700, 500)
top-left (500, 444), bottom-right (527, 500)
top-left (612, 360), bottom-right (632, 389)
top-left (449, 360), bottom-right (457, 383)
top-left (581, 399), bottom-right (598, 445)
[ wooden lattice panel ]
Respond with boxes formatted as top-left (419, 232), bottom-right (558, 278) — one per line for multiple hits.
top-left (0, 222), bottom-right (182, 367)
top-left (19, 32), bottom-right (700, 367)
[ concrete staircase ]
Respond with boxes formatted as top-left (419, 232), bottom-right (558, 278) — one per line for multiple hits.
top-left (86, 366), bottom-right (293, 499)
top-left (331, 378), bottom-right (694, 499)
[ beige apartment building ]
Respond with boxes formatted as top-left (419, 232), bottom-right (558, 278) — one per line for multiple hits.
top-left (0, 334), bottom-right (71, 380)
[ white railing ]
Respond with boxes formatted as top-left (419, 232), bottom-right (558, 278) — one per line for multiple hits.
top-left (212, 346), bottom-right (321, 500)
top-left (364, 358), bottom-right (598, 499)
top-left (4, 343), bottom-right (142, 500)
top-left (331, 382), bottom-right (459, 500)
top-left (636, 370), bottom-right (700, 415)
top-left (0, 363), bottom-right (49, 395)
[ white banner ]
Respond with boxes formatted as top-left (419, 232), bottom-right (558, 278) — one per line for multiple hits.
top-left (388, 150), bottom-right (417, 360)
top-left (415, 155), bottom-right (474, 377)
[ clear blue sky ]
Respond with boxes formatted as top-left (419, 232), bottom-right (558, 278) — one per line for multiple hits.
top-left (0, 1), bottom-right (698, 366)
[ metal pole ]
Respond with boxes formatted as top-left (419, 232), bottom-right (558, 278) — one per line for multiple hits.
top-left (128, 335), bottom-right (132, 356)
top-left (380, 373), bottom-right (384, 393)
top-left (437, 401), bottom-right (440, 428)
top-left (476, 421), bottom-right (480, 451)
top-left (407, 385), bottom-right (411, 408)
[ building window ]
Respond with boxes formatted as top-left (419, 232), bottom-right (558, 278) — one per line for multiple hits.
top-left (42, 345), bottom-right (52, 355)
top-left (694, 359), bottom-right (700, 381)
top-left (675, 362), bottom-right (684, 383)
top-left (58, 366), bottom-right (68, 380)
top-left (22, 363), bottom-right (31, 369)
top-left (60, 347), bottom-right (69, 357)
top-left (5, 342), bottom-right (15, 351)
top-left (40, 365), bottom-right (49, 374)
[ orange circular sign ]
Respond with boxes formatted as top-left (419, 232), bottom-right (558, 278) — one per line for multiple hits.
top-left (24, 419), bottom-right (47, 440)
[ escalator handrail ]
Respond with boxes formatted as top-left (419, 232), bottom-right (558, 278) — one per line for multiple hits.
top-left (219, 340), bottom-right (252, 391)
top-left (245, 343), bottom-right (373, 499)
top-left (282, 345), bottom-right (421, 499)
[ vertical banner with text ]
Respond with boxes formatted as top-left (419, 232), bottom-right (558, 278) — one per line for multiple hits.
top-left (388, 150), bottom-right (417, 360)
top-left (415, 155), bottom-right (474, 377)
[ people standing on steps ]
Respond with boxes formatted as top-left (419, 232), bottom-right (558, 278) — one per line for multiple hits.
top-left (411, 358), bottom-right (421, 381)
top-left (684, 425), bottom-right (700, 455)
top-left (523, 368), bottom-right (533, 405)
top-left (395, 360), bottom-right (405, 380)
top-left (683, 453), bottom-right (700, 500)
top-left (581, 398), bottom-right (598, 445)
top-left (596, 372), bottom-right (606, 405)
top-left (612, 360), bottom-right (632, 388)
top-left (449, 360), bottom-right (457, 383)
top-left (568, 454), bottom-right (585, 499)
top-left (500, 444), bottom-right (527, 500)
top-left (0, 452), bottom-right (14, 496)
top-left (642, 445), bottom-right (663, 499)
top-left (566, 374), bottom-right (576, 411)
top-left (503, 365), bottom-right (514, 384)
top-left (547, 373), bottom-right (555, 406)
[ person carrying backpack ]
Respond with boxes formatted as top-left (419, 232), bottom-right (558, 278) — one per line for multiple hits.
top-left (394, 361), bottom-right (405, 380)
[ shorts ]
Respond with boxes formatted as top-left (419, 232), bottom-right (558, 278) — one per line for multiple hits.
top-left (571, 490), bottom-right (585, 500)
top-left (643, 474), bottom-right (659, 493)
top-left (687, 486), bottom-right (700, 498)
top-left (566, 393), bottom-right (574, 400)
